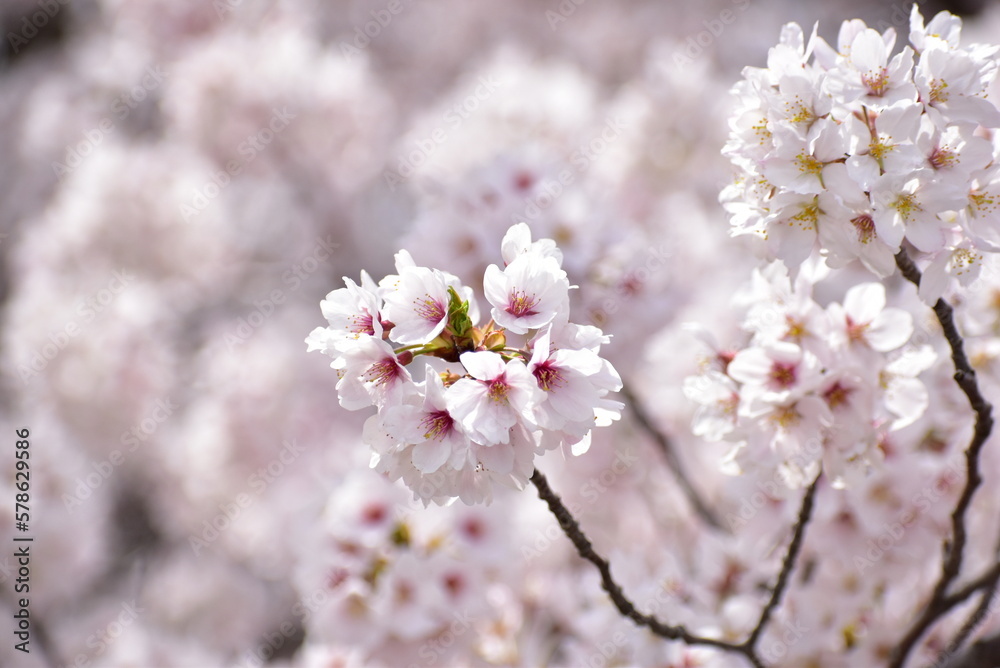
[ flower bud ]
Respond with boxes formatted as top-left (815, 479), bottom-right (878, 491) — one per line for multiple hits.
top-left (484, 329), bottom-right (506, 351)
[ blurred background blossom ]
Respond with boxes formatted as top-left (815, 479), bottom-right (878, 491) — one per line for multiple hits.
top-left (2, 0), bottom-right (1000, 666)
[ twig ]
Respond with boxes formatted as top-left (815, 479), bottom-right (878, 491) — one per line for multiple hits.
top-left (620, 384), bottom-right (725, 530)
top-left (530, 469), bottom-right (820, 667)
top-left (744, 473), bottom-right (820, 649)
top-left (941, 588), bottom-right (998, 664)
top-left (889, 249), bottom-right (996, 668)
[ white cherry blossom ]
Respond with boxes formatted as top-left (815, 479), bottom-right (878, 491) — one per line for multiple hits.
top-left (483, 252), bottom-right (570, 334)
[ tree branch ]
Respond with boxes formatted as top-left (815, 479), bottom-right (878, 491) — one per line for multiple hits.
top-left (530, 468), bottom-right (820, 667)
top-left (744, 473), bottom-right (820, 650)
top-left (889, 249), bottom-right (996, 668)
top-left (620, 384), bottom-right (725, 531)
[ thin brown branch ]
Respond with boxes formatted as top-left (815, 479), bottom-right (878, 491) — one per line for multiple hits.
top-left (620, 384), bottom-right (725, 530)
top-left (941, 589), bottom-right (998, 663)
top-left (529, 469), bottom-right (764, 667)
top-left (744, 473), bottom-right (820, 650)
top-left (531, 468), bottom-right (820, 668)
top-left (940, 561), bottom-right (1000, 614)
top-left (889, 249), bottom-right (996, 668)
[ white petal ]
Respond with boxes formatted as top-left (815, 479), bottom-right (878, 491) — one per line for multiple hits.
top-left (412, 438), bottom-right (452, 474)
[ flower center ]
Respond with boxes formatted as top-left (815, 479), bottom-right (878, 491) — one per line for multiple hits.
top-left (929, 78), bottom-right (949, 104)
top-left (413, 295), bottom-right (445, 323)
top-left (846, 315), bottom-right (869, 343)
top-left (769, 362), bottom-right (797, 388)
top-left (487, 378), bottom-right (510, 403)
top-left (891, 193), bottom-right (922, 222)
top-left (505, 290), bottom-right (540, 318)
top-left (789, 199), bottom-right (820, 230)
top-left (348, 311), bottom-right (375, 337)
top-left (851, 214), bottom-right (876, 244)
top-left (970, 190), bottom-right (998, 217)
top-left (928, 145), bottom-right (957, 170)
top-left (862, 67), bottom-right (890, 97)
top-left (785, 316), bottom-right (806, 341)
top-left (796, 151), bottom-right (823, 176)
top-left (533, 361), bottom-right (566, 391)
top-left (363, 358), bottom-right (403, 387)
top-left (823, 381), bottom-right (853, 409)
top-left (869, 137), bottom-right (894, 161)
top-left (770, 405), bottom-right (800, 429)
top-left (951, 248), bottom-right (980, 275)
top-left (420, 410), bottom-right (455, 441)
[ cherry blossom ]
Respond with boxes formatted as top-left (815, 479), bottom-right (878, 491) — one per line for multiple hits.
top-left (308, 223), bottom-right (620, 504)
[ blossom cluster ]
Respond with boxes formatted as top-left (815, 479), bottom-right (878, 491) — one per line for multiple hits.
top-left (307, 223), bottom-right (623, 504)
top-left (722, 7), bottom-right (1000, 303)
top-left (684, 261), bottom-right (936, 488)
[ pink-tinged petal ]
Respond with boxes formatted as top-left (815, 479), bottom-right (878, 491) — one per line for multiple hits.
top-left (727, 348), bottom-right (773, 385)
top-left (337, 376), bottom-right (374, 410)
top-left (867, 308), bottom-right (913, 351)
top-left (872, 208), bottom-right (905, 249)
top-left (918, 254), bottom-right (950, 304)
top-left (846, 155), bottom-right (881, 191)
top-left (851, 30), bottom-right (888, 71)
top-left (546, 377), bottom-right (598, 424)
top-left (768, 340), bottom-right (804, 365)
top-left (412, 438), bottom-right (452, 474)
top-left (459, 351), bottom-right (506, 380)
top-left (570, 432), bottom-right (592, 456)
top-left (501, 223), bottom-right (532, 265)
top-left (885, 377), bottom-right (928, 429)
top-left (858, 240), bottom-right (897, 278)
top-left (843, 283), bottom-right (886, 324)
top-left (476, 442), bottom-right (514, 474)
top-left (305, 326), bottom-right (334, 353)
top-left (772, 217), bottom-right (816, 267)
top-left (796, 395), bottom-right (834, 428)
top-left (482, 264), bottom-right (508, 311)
top-left (905, 215), bottom-right (946, 253)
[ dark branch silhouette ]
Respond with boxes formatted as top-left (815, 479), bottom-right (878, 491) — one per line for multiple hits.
top-left (530, 468), bottom-right (820, 667)
top-left (745, 474), bottom-right (820, 649)
top-left (889, 249), bottom-right (996, 668)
